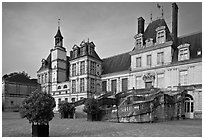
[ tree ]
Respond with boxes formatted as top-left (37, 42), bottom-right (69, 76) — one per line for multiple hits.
top-left (58, 101), bottom-right (75, 119)
top-left (83, 98), bottom-right (101, 121)
top-left (20, 89), bottom-right (56, 136)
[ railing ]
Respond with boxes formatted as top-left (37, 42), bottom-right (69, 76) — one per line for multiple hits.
top-left (72, 98), bottom-right (87, 107)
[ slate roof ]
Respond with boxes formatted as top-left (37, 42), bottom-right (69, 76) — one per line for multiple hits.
top-left (172, 32), bottom-right (202, 62)
top-left (3, 73), bottom-right (39, 85)
top-left (102, 52), bottom-right (131, 75)
top-left (70, 42), bottom-right (102, 61)
top-left (37, 54), bottom-right (51, 73)
top-left (143, 18), bottom-right (173, 44)
top-left (55, 28), bottom-right (63, 38)
top-left (92, 50), bottom-right (102, 61)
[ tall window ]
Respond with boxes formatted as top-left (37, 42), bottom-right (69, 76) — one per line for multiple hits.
top-left (90, 61), bottom-right (96, 75)
top-left (136, 57), bottom-right (142, 67)
top-left (72, 63), bottom-right (76, 76)
top-left (80, 61), bottom-right (85, 75)
top-left (82, 47), bottom-right (86, 55)
top-left (90, 78), bottom-right (95, 92)
top-left (74, 49), bottom-right (78, 58)
top-left (179, 70), bottom-right (188, 85)
top-left (65, 98), bottom-right (68, 102)
top-left (136, 76), bottom-right (142, 89)
top-left (178, 43), bottom-right (190, 61)
top-left (157, 73), bottom-right (164, 88)
top-left (147, 54), bottom-right (152, 67)
top-left (41, 75), bottom-right (44, 84)
top-left (122, 78), bottom-right (128, 92)
top-left (136, 38), bottom-right (142, 47)
top-left (179, 48), bottom-right (189, 61)
top-left (111, 79), bottom-right (117, 93)
top-left (71, 98), bottom-right (75, 103)
top-left (72, 80), bottom-right (76, 93)
top-left (157, 52), bottom-right (164, 65)
top-left (90, 47), bottom-right (94, 56)
top-left (102, 81), bottom-right (107, 92)
top-left (58, 98), bottom-right (61, 105)
top-left (157, 30), bottom-right (165, 44)
top-left (80, 78), bottom-right (85, 92)
top-left (45, 74), bottom-right (47, 83)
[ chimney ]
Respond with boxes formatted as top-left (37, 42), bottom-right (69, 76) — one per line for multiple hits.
top-left (172, 3), bottom-right (178, 47)
top-left (138, 17), bottom-right (145, 34)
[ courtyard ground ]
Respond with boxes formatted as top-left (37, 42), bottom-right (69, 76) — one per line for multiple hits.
top-left (2, 112), bottom-right (202, 137)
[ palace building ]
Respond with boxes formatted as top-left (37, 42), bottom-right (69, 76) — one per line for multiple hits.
top-left (37, 3), bottom-right (202, 119)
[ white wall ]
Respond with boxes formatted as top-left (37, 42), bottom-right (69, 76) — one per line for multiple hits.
top-left (102, 72), bottom-right (129, 93)
top-left (131, 46), bottom-right (172, 71)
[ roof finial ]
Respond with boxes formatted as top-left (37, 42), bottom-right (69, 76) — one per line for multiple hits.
top-left (58, 18), bottom-right (60, 30)
top-left (88, 38), bottom-right (89, 43)
top-left (161, 6), bottom-right (164, 18)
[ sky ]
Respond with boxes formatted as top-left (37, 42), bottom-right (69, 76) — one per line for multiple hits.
top-left (2, 2), bottom-right (202, 78)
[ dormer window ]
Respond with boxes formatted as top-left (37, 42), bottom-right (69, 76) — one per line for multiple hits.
top-left (41, 59), bottom-right (46, 66)
top-left (156, 26), bottom-right (166, 44)
top-left (90, 46), bottom-right (94, 56)
top-left (74, 49), bottom-right (78, 58)
top-left (178, 43), bottom-right (190, 61)
top-left (72, 45), bottom-right (79, 58)
top-left (134, 33), bottom-right (143, 48)
top-left (136, 38), bottom-right (142, 46)
top-left (82, 47), bottom-right (86, 55)
top-left (145, 38), bottom-right (153, 47)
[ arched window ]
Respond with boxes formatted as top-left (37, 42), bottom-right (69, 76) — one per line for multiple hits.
top-left (58, 86), bottom-right (61, 89)
top-left (184, 94), bottom-right (194, 118)
top-left (63, 85), bottom-right (67, 88)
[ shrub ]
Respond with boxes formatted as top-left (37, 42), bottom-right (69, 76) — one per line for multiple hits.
top-left (58, 101), bottom-right (75, 114)
top-left (21, 90), bottom-right (56, 125)
top-left (83, 98), bottom-right (100, 114)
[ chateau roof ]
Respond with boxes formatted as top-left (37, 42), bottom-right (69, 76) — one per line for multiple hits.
top-left (102, 52), bottom-right (131, 75)
top-left (173, 32), bottom-right (202, 62)
top-left (143, 18), bottom-right (173, 44)
top-left (70, 41), bottom-right (102, 61)
top-left (37, 54), bottom-right (51, 73)
top-left (54, 28), bottom-right (63, 38)
top-left (3, 72), bottom-right (39, 85)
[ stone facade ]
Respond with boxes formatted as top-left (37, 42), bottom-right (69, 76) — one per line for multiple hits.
top-left (2, 72), bottom-right (39, 111)
top-left (37, 3), bottom-right (202, 118)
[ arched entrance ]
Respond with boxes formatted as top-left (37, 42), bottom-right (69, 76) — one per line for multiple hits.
top-left (185, 94), bottom-right (194, 119)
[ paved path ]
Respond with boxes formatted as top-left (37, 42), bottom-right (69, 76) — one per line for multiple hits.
top-left (2, 112), bottom-right (202, 137)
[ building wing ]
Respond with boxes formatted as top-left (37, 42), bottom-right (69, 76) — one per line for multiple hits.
top-left (102, 52), bottom-right (131, 75)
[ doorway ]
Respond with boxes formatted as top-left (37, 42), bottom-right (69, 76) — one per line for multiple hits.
top-left (145, 81), bottom-right (152, 89)
top-left (184, 94), bottom-right (194, 119)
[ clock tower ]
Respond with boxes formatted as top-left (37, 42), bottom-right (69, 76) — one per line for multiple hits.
top-left (51, 19), bottom-right (67, 91)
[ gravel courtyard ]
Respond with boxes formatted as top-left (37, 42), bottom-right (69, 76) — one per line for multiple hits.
top-left (2, 112), bottom-right (202, 137)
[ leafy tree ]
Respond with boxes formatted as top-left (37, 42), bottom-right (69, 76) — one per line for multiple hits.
top-left (20, 90), bottom-right (56, 125)
top-left (83, 98), bottom-right (100, 114)
top-left (58, 101), bottom-right (75, 114)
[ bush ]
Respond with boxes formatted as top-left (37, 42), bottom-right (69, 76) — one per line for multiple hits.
top-left (58, 101), bottom-right (75, 118)
top-left (21, 90), bottom-right (56, 125)
top-left (83, 98), bottom-right (100, 115)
